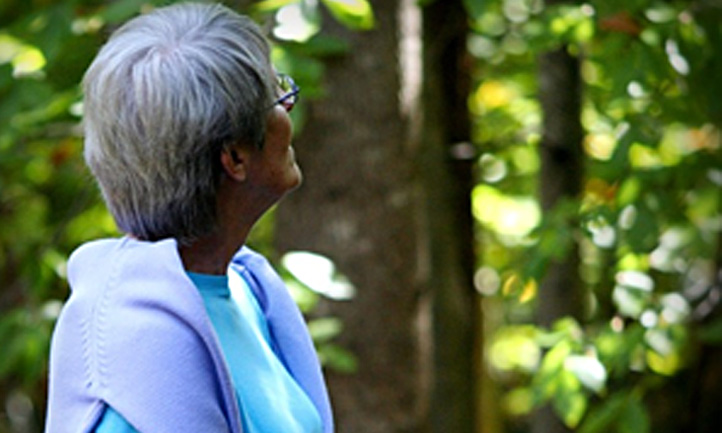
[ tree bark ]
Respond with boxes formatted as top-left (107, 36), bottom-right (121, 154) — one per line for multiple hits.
top-left (421, 1), bottom-right (478, 433)
top-left (274, 0), bottom-right (477, 432)
top-left (532, 42), bottom-right (584, 433)
top-left (275, 1), bottom-right (426, 431)
top-left (536, 46), bottom-right (584, 328)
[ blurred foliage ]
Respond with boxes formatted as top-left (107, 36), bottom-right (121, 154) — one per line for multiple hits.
top-left (2, 0), bottom-right (721, 432)
top-left (280, 250), bottom-right (358, 373)
top-left (470, 0), bottom-right (722, 431)
top-left (0, 0), bottom-right (372, 430)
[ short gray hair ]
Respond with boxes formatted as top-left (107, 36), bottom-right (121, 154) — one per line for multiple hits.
top-left (83, 2), bottom-right (274, 244)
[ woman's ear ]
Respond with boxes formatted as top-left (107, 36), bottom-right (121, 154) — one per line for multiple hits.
top-left (220, 145), bottom-right (249, 182)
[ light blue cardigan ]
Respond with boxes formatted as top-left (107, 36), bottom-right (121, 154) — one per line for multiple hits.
top-left (44, 237), bottom-right (333, 433)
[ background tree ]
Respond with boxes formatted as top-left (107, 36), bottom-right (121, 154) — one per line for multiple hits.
top-left (419, 1), bottom-right (478, 432)
top-left (471, 0), bottom-right (722, 432)
top-left (533, 0), bottom-right (585, 431)
top-left (274, 0), bottom-right (427, 429)
top-left (273, 0), bottom-right (478, 430)
top-left (2, 0), bottom-right (722, 432)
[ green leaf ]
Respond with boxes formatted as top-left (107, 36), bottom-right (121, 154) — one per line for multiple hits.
top-left (283, 277), bottom-right (320, 313)
top-left (11, 89), bottom-right (76, 130)
top-left (579, 391), bottom-right (649, 433)
top-left (579, 393), bottom-right (627, 433)
top-left (619, 395), bottom-right (650, 433)
top-left (552, 379), bottom-right (587, 428)
top-left (616, 177), bottom-right (641, 206)
top-left (307, 317), bottom-right (344, 344)
top-left (564, 354), bottom-right (607, 393)
top-left (503, 387), bottom-right (535, 416)
top-left (540, 339), bottom-right (573, 374)
top-left (271, 2), bottom-right (321, 43)
top-left (320, 0), bottom-right (374, 30)
top-left (316, 344), bottom-right (358, 373)
top-left (533, 339), bottom-right (574, 402)
top-left (100, 0), bottom-right (152, 24)
top-left (699, 318), bottom-right (722, 345)
top-left (254, 0), bottom-right (298, 13)
top-left (299, 34), bottom-right (350, 57)
top-left (622, 203), bottom-right (660, 253)
top-left (463, 0), bottom-right (485, 21)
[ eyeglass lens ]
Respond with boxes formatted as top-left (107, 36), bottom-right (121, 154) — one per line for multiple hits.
top-left (276, 74), bottom-right (299, 112)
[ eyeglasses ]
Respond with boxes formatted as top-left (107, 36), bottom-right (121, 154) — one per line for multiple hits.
top-left (273, 73), bottom-right (300, 112)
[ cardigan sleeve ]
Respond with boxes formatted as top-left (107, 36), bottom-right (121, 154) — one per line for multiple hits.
top-left (231, 247), bottom-right (334, 433)
top-left (97, 240), bottom-right (242, 433)
top-left (46, 238), bottom-right (244, 433)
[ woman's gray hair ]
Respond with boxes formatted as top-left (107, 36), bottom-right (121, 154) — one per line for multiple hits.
top-left (83, 2), bottom-right (275, 244)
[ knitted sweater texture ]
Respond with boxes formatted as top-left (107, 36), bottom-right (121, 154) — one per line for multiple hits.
top-left (44, 237), bottom-right (333, 433)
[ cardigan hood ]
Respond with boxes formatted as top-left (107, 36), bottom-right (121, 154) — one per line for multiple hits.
top-left (45, 237), bottom-right (333, 433)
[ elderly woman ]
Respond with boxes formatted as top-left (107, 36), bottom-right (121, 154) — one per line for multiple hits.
top-left (44, 3), bottom-right (332, 433)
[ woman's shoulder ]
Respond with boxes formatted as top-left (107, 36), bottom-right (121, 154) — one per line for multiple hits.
top-left (52, 237), bottom-right (240, 432)
top-left (230, 245), bottom-right (267, 269)
top-left (62, 236), bottom-right (218, 371)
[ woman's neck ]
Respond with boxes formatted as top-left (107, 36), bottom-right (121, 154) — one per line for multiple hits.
top-left (179, 172), bottom-right (274, 275)
top-left (178, 222), bottom-right (251, 275)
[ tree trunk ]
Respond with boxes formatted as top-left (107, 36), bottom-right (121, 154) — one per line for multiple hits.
top-left (420, 1), bottom-right (478, 433)
top-left (274, 0), bottom-right (477, 432)
top-left (532, 42), bottom-right (584, 433)
top-left (274, 1), bottom-right (426, 431)
top-left (536, 46), bottom-right (584, 327)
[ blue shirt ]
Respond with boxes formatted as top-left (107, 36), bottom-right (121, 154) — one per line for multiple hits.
top-left (94, 269), bottom-right (322, 433)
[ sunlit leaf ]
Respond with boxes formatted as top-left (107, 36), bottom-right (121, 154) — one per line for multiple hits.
top-left (534, 340), bottom-right (573, 401)
top-left (574, 18), bottom-right (595, 42)
top-left (0, 34), bottom-right (47, 78)
top-left (518, 278), bottom-right (537, 303)
top-left (489, 325), bottom-right (541, 372)
top-left (65, 204), bottom-right (119, 241)
top-left (645, 330), bottom-right (684, 376)
top-left (10, 45), bottom-right (45, 77)
top-left (660, 293), bottom-right (690, 324)
top-left (472, 185), bottom-right (541, 239)
top-left (316, 344), bottom-right (358, 373)
top-left (281, 251), bottom-right (356, 300)
top-left (629, 143), bottom-right (664, 169)
top-left (308, 317), bottom-right (344, 343)
top-left (503, 387), bottom-right (535, 415)
top-left (565, 354), bottom-right (607, 393)
top-left (551, 317), bottom-right (584, 341)
top-left (612, 285), bottom-right (649, 319)
top-left (283, 277), bottom-right (319, 312)
top-left (0, 34), bottom-right (22, 63)
top-left (273, 3), bottom-right (321, 42)
top-left (320, 0), bottom-right (374, 30)
top-left (254, 0), bottom-right (297, 13)
top-left (616, 177), bottom-right (641, 206)
top-left (471, 80), bottom-right (517, 112)
top-left (584, 132), bottom-right (617, 160)
top-left (553, 384), bottom-right (587, 428)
